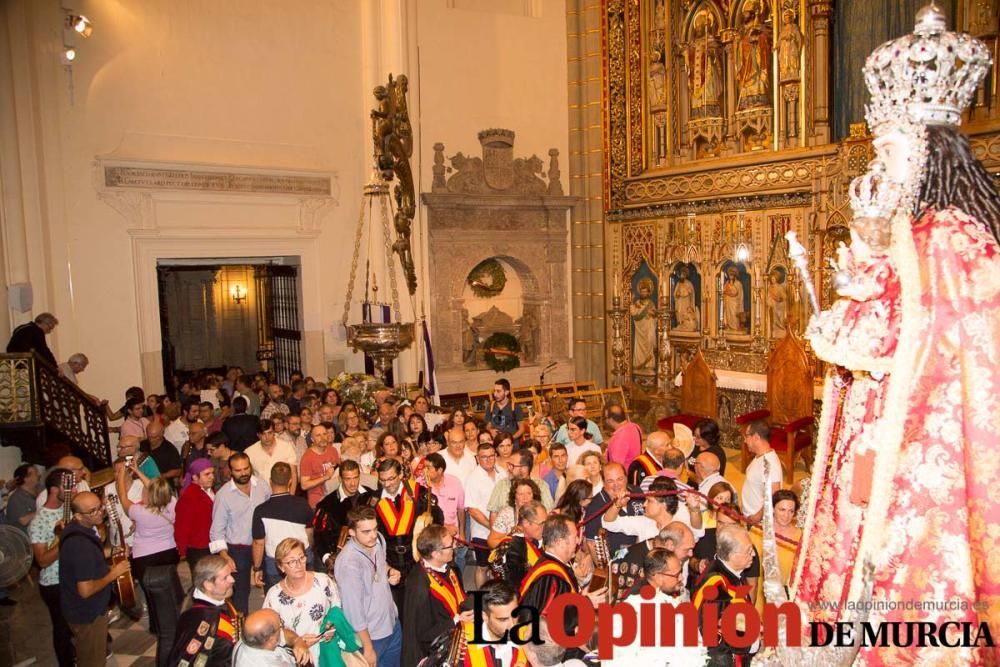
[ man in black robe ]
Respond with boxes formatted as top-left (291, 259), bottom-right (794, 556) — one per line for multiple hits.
top-left (6, 312), bottom-right (58, 366)
top-left (401, 524), bottom-right (470, 667)
top-left (492, 500), bottom-right (546, 591)
top-left (519, 514), bottom-right (606, 657)
top-left (168, 554), bottom-right (239, 667)
top-left (373, 459), bottom-right (443, 612)
top-left (692, 525), bottom-right (759, 666)
top-left (312, 460), bottom-right (376, 565)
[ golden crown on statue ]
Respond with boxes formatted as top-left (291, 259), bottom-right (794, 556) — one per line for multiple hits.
top-left (849, 161), bottom-right (898, 220)
top-left (863, 3), bottom-right (992, 131)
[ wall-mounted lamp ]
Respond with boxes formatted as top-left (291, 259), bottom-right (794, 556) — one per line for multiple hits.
top-left (60, 45), bottom-right (77, 65)
top-left (66, 14), bottom-right (93, 38)
top-left (230, 284), bottom-right (247, 304)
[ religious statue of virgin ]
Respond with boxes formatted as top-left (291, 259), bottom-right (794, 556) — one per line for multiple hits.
top-left (791, 6), bottom-right (1000, 664)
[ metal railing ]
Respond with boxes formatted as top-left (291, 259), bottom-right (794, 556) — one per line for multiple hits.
top-left (0, 352), bottom-right (111, 467)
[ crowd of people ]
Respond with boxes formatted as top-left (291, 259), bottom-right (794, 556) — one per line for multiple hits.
top-left (8, 365), bottom-right (802, 667)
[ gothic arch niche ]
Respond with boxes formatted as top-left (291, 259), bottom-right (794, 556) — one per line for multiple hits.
top-left (421, 129), bottom-right (579, 394)
top-left (681, 0), bottom-right (726, 159)
top-left (456, 255), bottom-right (544, 370)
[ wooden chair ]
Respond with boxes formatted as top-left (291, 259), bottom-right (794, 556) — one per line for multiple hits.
top-left (601, 387), bottom-right (628, 414)
top-left (574, 381), bottom-right (597, 392)
top-left (467, 390), bottom-right (492, 418)
top-left (658, 348), bottom-right (717, 432)
top-left (737, 330), bottom-right (815, 484)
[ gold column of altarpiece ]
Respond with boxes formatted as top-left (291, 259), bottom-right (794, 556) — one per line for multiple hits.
top-left (601, 0), bottom-right (1000, 397)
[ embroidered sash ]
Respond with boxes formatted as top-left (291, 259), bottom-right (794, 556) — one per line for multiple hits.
top-left (518, 559), bottom-right (576, 598)
top-left (462, 622), bottom-right (528, 667)
top-left (635, 453), bottom-right (660, 477)
top-left (376, 493), bottom-right (416, 536)
top-left (426, 566), bottom-right (467, 617)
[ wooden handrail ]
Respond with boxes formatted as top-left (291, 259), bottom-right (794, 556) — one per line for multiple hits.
top-left (0, 352), bottom-right (111, 467)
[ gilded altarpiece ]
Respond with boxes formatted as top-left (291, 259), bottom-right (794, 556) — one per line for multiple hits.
top-left (603, 0), bottom-right (1000, 426)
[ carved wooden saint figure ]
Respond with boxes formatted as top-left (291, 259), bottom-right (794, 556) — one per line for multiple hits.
top-left (736, 0), bottom-right (772, 111)
top-left (685, 11), bottom-right (724, 118)
top-left (630, 278), bottom-right (658, 373)
top-left (723, 266), bottom-right (747, 332)
top-left (673, 266), bottom-right (700, 331)
top-left (778, 8), bottom-right (803, 84)
top-left (767, 269), bottom-right (788, 335)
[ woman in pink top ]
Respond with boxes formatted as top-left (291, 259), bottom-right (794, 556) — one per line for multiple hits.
top-left (115, 462), bottom-right (183, 667)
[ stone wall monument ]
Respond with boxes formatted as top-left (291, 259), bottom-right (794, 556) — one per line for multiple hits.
top-left (422, 129), bottom-right (579, 394)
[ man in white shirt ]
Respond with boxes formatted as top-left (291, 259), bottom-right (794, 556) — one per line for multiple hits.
top-left (465, 441), bottom-right (506, 586)
top-left (441, 431), bottom-right (477, 487)
top-left (606, 549), bottom-right (707, 666)
top-left (740, 420), bottom-right (783, 524)
top-left (165, 398), bottom-right (201, 453)
top-left (695, 451), bottom-right (736, 499)
top-left (245, 418), bottom-right (299, 494)
top-left (602, 476), bottom-right (704, 546)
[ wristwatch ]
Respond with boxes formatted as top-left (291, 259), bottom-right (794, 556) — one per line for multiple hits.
top-left (252, 565), bottom-right (262, 572)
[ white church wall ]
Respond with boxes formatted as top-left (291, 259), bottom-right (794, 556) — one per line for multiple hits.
top-left (2, 0), bottom-right (365, 400)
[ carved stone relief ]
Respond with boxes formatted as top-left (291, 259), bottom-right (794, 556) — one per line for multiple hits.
top-left (421, 131), bottom-right (578, 387)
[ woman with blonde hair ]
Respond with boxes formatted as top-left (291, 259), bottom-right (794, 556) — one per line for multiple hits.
top-left (116, 462), bottom-right (183, 667)
top-left (263, 537), bottom-right (357, 665)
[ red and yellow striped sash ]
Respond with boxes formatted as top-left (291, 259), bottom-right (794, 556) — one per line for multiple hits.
top-left (519, 559), bottom-right (576, 598)
top-left (525, 538), bottom-right (541, 566)
top-left (426, 566), bottom-right (467, 618)
top-left (635, 453), bottom-right (659, 476)
top-left (376, 493), bottom-right (416, 536)
top-left (692, 573), bottom-right (750, 608)
top-left (462, 622), bottom-right (528, 667)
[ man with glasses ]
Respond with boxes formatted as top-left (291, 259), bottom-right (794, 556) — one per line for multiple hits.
top-left (465, 441), bottom-right (505, 586)
top-left (373, 459), bottom-right (442, 613)
top-left (401, 524), bottom-right (472, 667)
top-left (58, 492), bottom-right (131, 667)
top-left (552, 397), bottom-right (604, 447)
top-left (608, 549), bottom-right (708, 666)
top-left (495, 500), bottom-right (547, 591)
top-left (486, 449), bottom-right (555, 517)
top-left (692, 524), bottom-right (759, 665)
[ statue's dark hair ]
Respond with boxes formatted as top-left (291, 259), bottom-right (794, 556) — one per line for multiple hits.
top-left (919, 125), bottom-right (1000, 245)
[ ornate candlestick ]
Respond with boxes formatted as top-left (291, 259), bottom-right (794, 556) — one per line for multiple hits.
top-left (608, 296), bottom-right (628, 387)
top-left (656, 292), bottom-right (672, 393)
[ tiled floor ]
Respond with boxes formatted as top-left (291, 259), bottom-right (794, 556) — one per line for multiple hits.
top-left (4, 565), bottom-right (266, 667)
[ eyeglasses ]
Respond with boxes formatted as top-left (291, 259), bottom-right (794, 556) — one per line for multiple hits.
top-left (282, 556), bottom-right (307, 567)
top-left (79, 505), bottom-right (103, 515)
top-left (478, 453), bottom-right (496, 460)
top-left (438, 544), bottom-right (455, 551)
top-left (378, 475), bottom-right (399, 484)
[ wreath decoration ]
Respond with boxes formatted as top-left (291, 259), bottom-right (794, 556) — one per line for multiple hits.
top-left (483, 332), bottom-right (521, 372)
top-left (467, 258), bottom-right (507, 298)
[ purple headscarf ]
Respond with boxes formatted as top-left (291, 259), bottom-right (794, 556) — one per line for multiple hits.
top-left (182, 458), bottom-right (214, 491)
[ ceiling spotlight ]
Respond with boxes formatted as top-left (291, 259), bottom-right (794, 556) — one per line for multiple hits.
top-left (66, 14), bottom-right (93, 38)
top-left (61, 45), bottom-right (77, 64)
